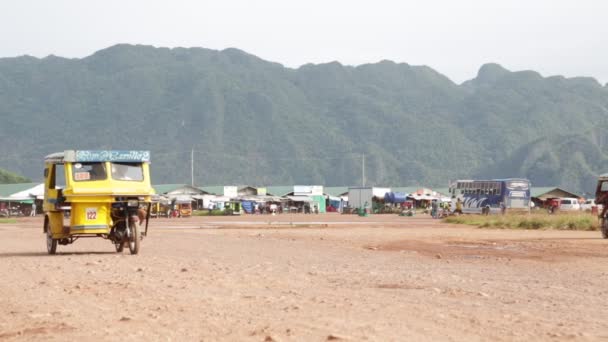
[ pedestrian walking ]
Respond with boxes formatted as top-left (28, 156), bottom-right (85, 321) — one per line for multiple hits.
top-left (431, 200), bottom-right (438, 218)
top-left (454, 198), bottom-right (463, 215)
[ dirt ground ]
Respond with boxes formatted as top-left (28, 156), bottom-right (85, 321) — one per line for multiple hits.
top-left (1, 213), bottom-right (608, 341)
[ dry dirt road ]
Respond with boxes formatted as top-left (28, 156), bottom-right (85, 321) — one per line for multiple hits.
top-left (1, 214), bottom-right (608, 341)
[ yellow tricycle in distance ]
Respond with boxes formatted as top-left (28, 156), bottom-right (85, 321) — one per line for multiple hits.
top-left (43, 150), bottom-right (154, 254)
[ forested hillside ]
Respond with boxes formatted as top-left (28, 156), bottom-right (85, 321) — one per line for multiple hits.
top-left (0, 44), bottom-right (607, 193)
top-left (0, 168), bottom-right (30, 184)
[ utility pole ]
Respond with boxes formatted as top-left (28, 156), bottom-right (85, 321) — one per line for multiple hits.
top-left (191, 148), bottom-right (194, 186)
top-left (361, 153), bottom-right (365, 187)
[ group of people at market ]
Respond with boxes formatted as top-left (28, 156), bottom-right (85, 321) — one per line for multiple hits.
top-left (430, 198), bottom-right (463, 219)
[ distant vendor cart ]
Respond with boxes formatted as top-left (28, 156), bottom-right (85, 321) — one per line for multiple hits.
top-left (150, 195), bottom-right (171, 218)
top-left (173, 196), bottom-right (192, 217)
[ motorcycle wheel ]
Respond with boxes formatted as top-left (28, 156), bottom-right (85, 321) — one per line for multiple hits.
top-left (46, 221), bottom-right (57, 255)
top-left (128, 222), bottom-right (140, 255)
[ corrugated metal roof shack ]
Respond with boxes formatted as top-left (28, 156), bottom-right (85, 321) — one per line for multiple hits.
top-left (348, 187), bottom-right (391, 213)
top-left (294, 185), bottom-right (325, 213)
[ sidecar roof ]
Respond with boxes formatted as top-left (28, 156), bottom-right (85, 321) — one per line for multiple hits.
top-left (44, 150), bottom-right (150, 164)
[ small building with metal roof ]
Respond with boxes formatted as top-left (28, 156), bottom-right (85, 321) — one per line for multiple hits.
top-left (531, 187), bottom-right (582, 201)
top-left (530, 187), bottom-right (583, 208)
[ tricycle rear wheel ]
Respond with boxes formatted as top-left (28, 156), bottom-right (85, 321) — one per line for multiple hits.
top-left (602, 218), bottom-right (608, 239)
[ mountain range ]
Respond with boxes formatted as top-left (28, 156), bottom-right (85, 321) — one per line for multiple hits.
top-left (1, 44), bottom-right (607, 194)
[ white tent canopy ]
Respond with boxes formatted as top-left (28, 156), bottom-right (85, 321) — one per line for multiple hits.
top-left (7, 183), bottom-right (44, 200)
top-left (409, 194), bottom-right (438, 201)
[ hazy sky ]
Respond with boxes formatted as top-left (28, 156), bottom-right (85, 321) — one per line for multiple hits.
top-left (2, 0), bottom-right (607, 84)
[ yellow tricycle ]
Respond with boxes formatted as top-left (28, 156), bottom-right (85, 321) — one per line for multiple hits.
top-left (43, 150), bottom-right (154, 254)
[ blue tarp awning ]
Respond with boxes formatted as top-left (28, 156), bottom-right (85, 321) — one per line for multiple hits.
top-left (384, 192), bottom-right (408, 203)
